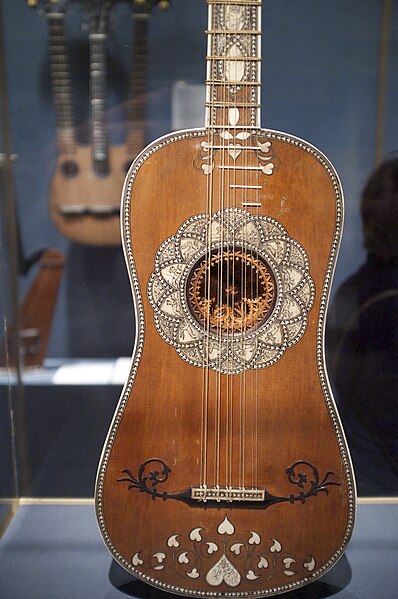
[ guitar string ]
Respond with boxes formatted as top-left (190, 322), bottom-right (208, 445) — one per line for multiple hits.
top-left (236, 4), bottom-right (245, 493)
top-left (214, 0), bottom-right (223, 490)
top-left (225, 4), bottom-right (236, 493)
top-left (229, 17), bottom-right (236, 493)
top-left (252, 2), bottom-right (258, 490)
top-left (243, 5), bottom-right (248, 492)
top-left (216, 2), bottom-right (227, 491)
top-left (255, 0), bottom-right (262, 491)
top-left (255, 1), bottom-right (261, 491)
top-left (202, 1), bottom-right (263, 495)
top-left (248, 3), bottom-right (255, 492)
top-left (224, 8), bottom-right (230, 492)
top-left (226, 10), bottom-right (235, 493)
top-left (200, 0), bottom-right (215, 491)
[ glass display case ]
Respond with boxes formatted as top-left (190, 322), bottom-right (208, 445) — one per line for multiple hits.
top-left (0, 0), bottom-right (397, 596)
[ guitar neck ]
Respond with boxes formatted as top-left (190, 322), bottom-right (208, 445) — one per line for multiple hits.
top-left (47, 10), bottom-right (76, 154)
top-left (206, 0), bottom-right (262, 130)
top-left (126, 13), bottom-right (149, 157)
top-left (89, 30), bottom-right (109, 175)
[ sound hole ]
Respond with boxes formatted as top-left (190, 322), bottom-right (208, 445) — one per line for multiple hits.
top-left (187, 247), bottom-right (276, 334)
top-left (61, 160), bottom-right (79, 178)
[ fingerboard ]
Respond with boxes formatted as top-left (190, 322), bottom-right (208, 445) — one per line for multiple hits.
top-left (126, 13), bottom-right (149, 157)
top-left (47, 11), bottom-right (76, 154)
top-left (205, 0), bottom-right (262, 130)
top-left (89, 31), bottom-right (109, 175)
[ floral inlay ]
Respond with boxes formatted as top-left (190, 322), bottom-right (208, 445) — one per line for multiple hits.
top-left (147, 208), bottom-right (315, 374)
top-left (131, 515), bottom-right (317, 587)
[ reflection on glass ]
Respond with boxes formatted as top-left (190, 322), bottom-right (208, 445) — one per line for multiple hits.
top-left (327, 158), bottom-right (398, 495)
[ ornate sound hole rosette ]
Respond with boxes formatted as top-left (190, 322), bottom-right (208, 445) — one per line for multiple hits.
top-left (187, 247), bottom-right (277, 334)
top-left (147, 208), bottom-right (315, 374)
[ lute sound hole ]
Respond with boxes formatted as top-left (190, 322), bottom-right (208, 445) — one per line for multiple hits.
top-left (187, 247), bottom-right (277, 334)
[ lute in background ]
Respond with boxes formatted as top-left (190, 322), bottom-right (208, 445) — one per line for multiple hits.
top-left (96, 1), bottom-right (356, 596)
top-left (40, 0), bottom-right (168, 245)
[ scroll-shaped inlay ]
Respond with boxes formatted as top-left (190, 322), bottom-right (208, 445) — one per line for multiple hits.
top-left (147, 208), bottom-right (315, 374)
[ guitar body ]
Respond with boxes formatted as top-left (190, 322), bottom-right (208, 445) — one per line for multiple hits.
top-left (49, 144), bottom-right (128, 246)
top-left (96, 128), bottom-right (355, 597)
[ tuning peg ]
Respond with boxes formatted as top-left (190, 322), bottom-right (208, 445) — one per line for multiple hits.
top-left (158, 1), bottom-right (170, 9)
top-left (26, 0), bottom-right (38, 6)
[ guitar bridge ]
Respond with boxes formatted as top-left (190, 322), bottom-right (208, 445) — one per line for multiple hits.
top-left (59, 205), bottom-right (120, 217)
top-left (190, 486), bottom-right (266, 503)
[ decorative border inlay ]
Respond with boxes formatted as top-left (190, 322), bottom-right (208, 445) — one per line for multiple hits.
top-left (147, 208), bottom-right (315, 374)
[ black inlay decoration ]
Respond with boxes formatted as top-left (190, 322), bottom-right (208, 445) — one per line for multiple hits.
top-left (116, 459), bottom-right (341, 510)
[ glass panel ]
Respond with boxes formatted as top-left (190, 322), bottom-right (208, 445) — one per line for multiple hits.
top-left (0, 0), bottom-right (396, 501)
top-left (0, 4), bottom-right (19, 529)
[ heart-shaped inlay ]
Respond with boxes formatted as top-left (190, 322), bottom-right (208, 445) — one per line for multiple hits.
top-left (189, 527), bottom-right (203, 542)
top-left (187, 568), bottom-right (200, 579)
top-left (167, 534), bottom-right (180, 548)
top-left (304, 556), bottom-right (316, 572)
top-left (206, 555), bottom-right (241, 587)
top-left (258, 556), bottom-right (269, 569)
top-left (227, 144), bottom-right (242, 161)
top-left (230, 543), bottom-right (243, 555)
top-left (178, 552), bottom-right (190, 564)
top-left (260, 162), bottom-right (275, 175)
top-left (258, 141), bottom-right (271, 153)
top-left (152, 552), bottom-right (166, 563)
top-left (270, 539), bottom-right (282, 553)
top-left (202, 162), bottom-right (214, 175)
top-left (206, 542), bottom-right (218, 554)
top-left (217, 516), bottom-right (235, 536)
top-left (248, 531), bottom-right (261, 545)
top-left (132, 552), bottom-right (144, 566)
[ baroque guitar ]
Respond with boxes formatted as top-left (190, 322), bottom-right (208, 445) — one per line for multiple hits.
top-left (96, 1), bottom-right (356, 597)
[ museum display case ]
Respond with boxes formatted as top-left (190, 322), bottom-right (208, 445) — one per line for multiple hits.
top-left (0, 0), bottom-right (397, 597)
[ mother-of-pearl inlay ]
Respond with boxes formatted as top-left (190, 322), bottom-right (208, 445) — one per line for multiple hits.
top-left (130, 515), bottom-right (317, 588)
top-left (147, 208), bottom-right (315, 375)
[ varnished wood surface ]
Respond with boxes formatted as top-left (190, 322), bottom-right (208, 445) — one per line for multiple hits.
top-left (49, 145), bottom-right (131, 246)
top-left (96, 130), bottom-right (355, 597)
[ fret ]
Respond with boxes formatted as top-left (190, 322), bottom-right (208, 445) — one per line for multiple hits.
top-left (207, 1), bottom-right (261, 5)
top-left (230, 184), bottom-right (262, 189)
top-left (206, 55), bottom-right (261, 62)
top-left (209, 145), bottom-right (263, 150)
top-left (206, 101), bottom-right (260, 108)
top-left (210, 124), bottom-right (259, 130)
top-left (219, 166), bottom-right (264, 171)
top-left (206, 29), bottom-right (260, 34)
top-left (205, 1), bottom-right (262, 130)
top-left (207, 80), bottom-right (261, 86)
